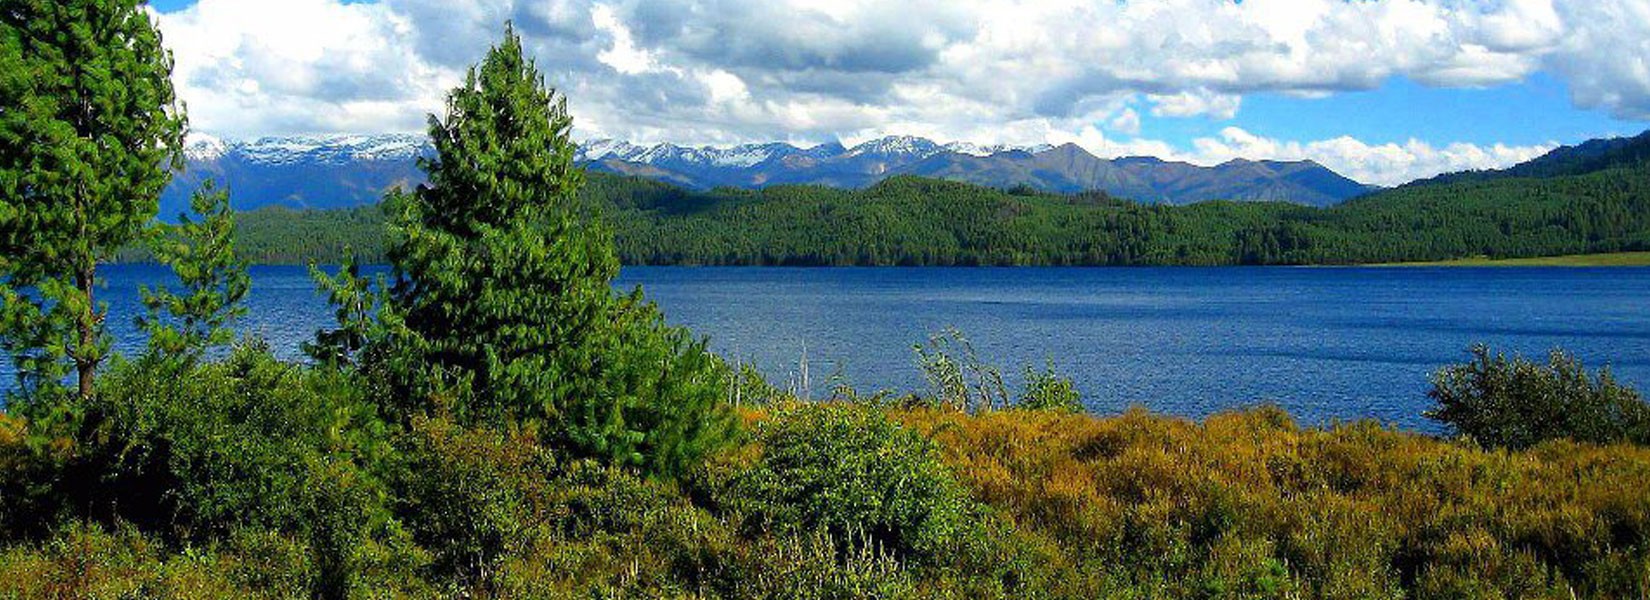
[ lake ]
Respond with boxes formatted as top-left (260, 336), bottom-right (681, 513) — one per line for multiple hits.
top-left (8, 264), bottom-right (1650, 432)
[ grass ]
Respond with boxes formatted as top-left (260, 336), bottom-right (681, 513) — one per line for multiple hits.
top-left (1376, 251), bottom-right (1650, 267)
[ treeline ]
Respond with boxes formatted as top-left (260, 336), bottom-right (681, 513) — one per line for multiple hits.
top-left (204, 163), bottom-right (1650, 266)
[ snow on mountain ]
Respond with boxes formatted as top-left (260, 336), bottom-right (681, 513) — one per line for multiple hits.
top-left (577, 138), bottom-right (648, 162)
top-left (845, 135), bottom-right (943, 158)
top-left (197, 134), bottom-right (1050, 171)
top-left (171, 133), bottom-right (1373, 211)
top-left (942, 141), bottom-right (1048, 157)
top-left (184, 134), bottom-right (229, 162)
top-left (185, 134), bottom-right (430, 166)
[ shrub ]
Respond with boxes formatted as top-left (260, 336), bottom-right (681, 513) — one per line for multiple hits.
top-left (714, 404), bottom-right (983, 566)
top-left (393, 414), bottom-right (553, 585)
top-left (1427, 344), bottom-right (1650, 449)
top-left (913, 327), bottom-right (1009, 413)
top-left (0, 521), bottom-right (326, 600)
top-left (67, 343), bottom-right (422, 598)
top-left (1016, 362), bottom-right (1083, 413)
top-left (0, 412), bottom-right (74, 540)
top-left (897, 405), bottom-right (1650, 599)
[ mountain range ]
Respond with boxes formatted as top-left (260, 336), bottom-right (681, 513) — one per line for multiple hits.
top-left (165, 134), bottom-right (1376, 215)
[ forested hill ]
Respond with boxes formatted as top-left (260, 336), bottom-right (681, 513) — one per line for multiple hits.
top-left (1408, 130), bottom-right (1650, 187)
top-left (214, 161), bottom-right (1650, 267)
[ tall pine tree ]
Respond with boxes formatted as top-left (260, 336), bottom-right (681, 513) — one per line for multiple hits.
top-left (381, 25), bottom-right (731, 477)
top-left (0, 0), bottom-right (185, 400)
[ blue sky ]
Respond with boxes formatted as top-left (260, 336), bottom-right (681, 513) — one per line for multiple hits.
top-left (149, 0), bottom-right (1650, 185)
top-left (1155, 74), bottom-right (1640, 150)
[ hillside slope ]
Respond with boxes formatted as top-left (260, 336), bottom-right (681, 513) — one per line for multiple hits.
top-left (215, 163), bottom-right (1650, 267)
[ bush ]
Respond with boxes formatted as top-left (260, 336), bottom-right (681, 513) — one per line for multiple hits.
top-left (713, 404), bottom-right (984, 566)
top-left (64, 343), bottom-right (423, 598)
top-left (913, 328), bottom-right (1009, 413)
top-left (1427, 344), bottom-right (1650, 449)
top-left (393, 414), bottom-right (553, 585)
top-left (1016, 362), bottom-right (1082, 413)
top-left (0, 412), bottom-right (74, 540)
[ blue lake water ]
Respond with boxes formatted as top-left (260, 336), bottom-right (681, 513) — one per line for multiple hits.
top-left (9, 264), bottom-right (1650, 432)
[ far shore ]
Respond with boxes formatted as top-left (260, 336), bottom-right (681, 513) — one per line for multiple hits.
top-left (1374, 251), bottom-right (1650, 267)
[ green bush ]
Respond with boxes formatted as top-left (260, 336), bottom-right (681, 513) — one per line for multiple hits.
top-left (1016, 362), bottom-right (1082, 413)
top-left (1427, 344), bottom-right (1650, 449)
top-left (913, 328), bottom-right (1008, 413)
top-left (714, 404), bottom-right (983, 566)
top-left (66, 344), bottom-right (423, 598)
top-left (393, 414), bottom-right (552, 585)
top-left (0, 412), bottom-right (74, 540)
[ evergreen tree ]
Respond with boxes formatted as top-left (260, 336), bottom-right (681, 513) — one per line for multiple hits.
top-left (137, 180), bottom-right (249, 364)
top-left (0, 0), bottom-right (186, 400)
top-left (303, 253), bottom-right (385, 369)
top-left (380, 25), bottom-right (731, 476)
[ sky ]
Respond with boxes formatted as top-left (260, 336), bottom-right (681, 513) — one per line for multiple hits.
top-left (147, 0), bottom-right (1650, 186)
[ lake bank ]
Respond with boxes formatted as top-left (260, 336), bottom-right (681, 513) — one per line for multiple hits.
top-left (1376, 251), bottom-right (1650, 267)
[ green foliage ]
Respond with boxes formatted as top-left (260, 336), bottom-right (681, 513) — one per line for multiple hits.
top-left (0, 522), bottom-right (316, 599)
top-left (0, 411), bottom-right (73, 539)
top-left (382, 24), bottom-right (613, 419)
top-left (376, 25), bottom-right (733, 478)
top-left (713, 404), bottom-right (984, 566)
top-left (0, 0), bottom-right (186, 398)
top-left (392, 414), bottom-right (552, 586)
top-left (302, 253), bottom-right (386, 369)
top-left (913, 327), bottom-right (1008, 413)
top-left (137, 180), bottom-right (249, 363)
top-left (1017, 361), bottom-right (1082, 413)
top-left (1427, 344), bottom-right (1650, 449)
top-left (196, 163), bottom-right (1650, 268)
top-left (70, 344), bottom-right (423, 598)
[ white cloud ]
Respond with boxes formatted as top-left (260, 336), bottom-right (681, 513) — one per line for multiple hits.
top-left (156, 0), bottom-right (452, 137)
top-left (592, 3), bottom-right (656, 75)
top-left (1108, 109), bottom-right (1141, 136)
top-left (1181, 127), bottom-right (1554, 186)
top-left (153, 0), bottom-right (1644, 184)
top-left (1545, 1), bottom-right (1650, 120)
top-left (1147, 91), bottom-right (1241, 120)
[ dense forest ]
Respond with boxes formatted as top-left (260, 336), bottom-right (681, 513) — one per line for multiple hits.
top-left (207, 161), bottom-right (1650, 266)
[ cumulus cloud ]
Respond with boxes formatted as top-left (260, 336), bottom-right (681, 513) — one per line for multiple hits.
top-left (1147, 91), bottom-right (1242, 120)
top-left (1184, 127), bottom-right (1555, 186)
top-left (154, 0), bottom-right (1646, 183)
top-left (156, 0), bottom-right (452, 137)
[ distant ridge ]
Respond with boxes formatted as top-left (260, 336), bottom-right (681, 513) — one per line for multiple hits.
top-left (1406, 130), bottom-right (1650, 188)
top-left (165, 134), bottom-right (427, 218)
top-left (577, 136), bottom-right (1375, 207)
top-left (163, 133), bottom-right (1378, 213)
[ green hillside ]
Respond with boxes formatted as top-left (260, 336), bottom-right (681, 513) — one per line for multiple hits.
top-left (209, 164), bottom-right (1650, 267)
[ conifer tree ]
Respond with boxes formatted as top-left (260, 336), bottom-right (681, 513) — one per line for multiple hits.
top-left (381, 24), bottom-right (731, 476)
top-left (137, 180), bottom-right (249, 364)
top-left (0, 0), bottom-right (185, 399)
top-left (304, 252), bottom-right (386, 369)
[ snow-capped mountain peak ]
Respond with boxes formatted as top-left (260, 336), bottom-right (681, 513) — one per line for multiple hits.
top-left (184, 134), bottom-right (430, 166)
top-left (846, 135), bottom-right (943, 158)
top-left (184, 134), bottom-right (229, 162)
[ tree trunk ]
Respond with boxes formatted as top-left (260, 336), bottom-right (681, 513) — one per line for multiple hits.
top-left (76, 261), bottom-right (96, 399)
